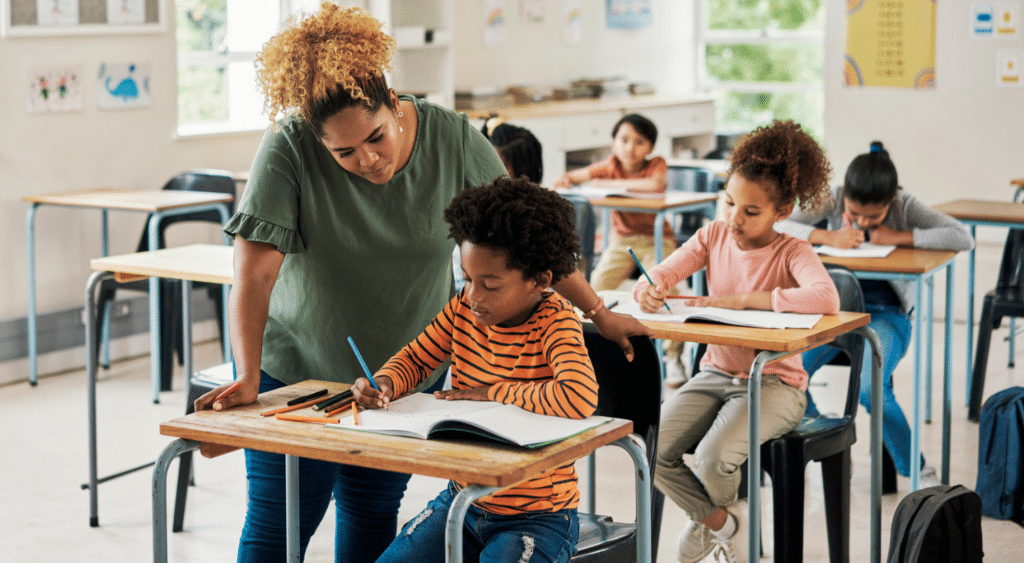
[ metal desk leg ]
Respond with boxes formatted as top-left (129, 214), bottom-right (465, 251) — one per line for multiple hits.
top-left (653, 212), bottom-right (666, 263)
top-left (446, 484), bottom-right (500, 563)
top-left (153, 438), bottom-right (201, 563)
top-left (925, 276), bottom-right (934, 424)
top-left (148, 214), bottom-right (163, 403)
top-left (182, 280), bottom-right (193, 385)
top-left (587, 454), bottom-right (596, 513)
top-left (966, 226), bottom-right (976, 404)
top-left (943, 263), bottom-right (954, 484)
top-left (911, 280), bottom-right (924, 491)
top-left (854, 326), bottom-right (885, 563)
top-left (747, 350), bottom-right (788, 563)
top-left (285, 454), bottom-right (300, 562)
top-left (611, 434), bottom-right (652, 563)
top-left (26, 204), bottom-right (39, 386)
top-left (85, 270), bottom-right (111, 526)
top-left (101, 209), bottom-right (111, 369)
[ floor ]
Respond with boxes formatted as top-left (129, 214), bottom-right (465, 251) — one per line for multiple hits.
top-left (3, 318), bottom-right (1024, 562)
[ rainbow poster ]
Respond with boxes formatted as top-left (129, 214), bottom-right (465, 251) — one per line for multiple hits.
top-left (563, 0), bottom-right (582, 44)
top-left (845, 0), bottom-right (936, 89)
top-left (482, 0), bottom-right (506, 46)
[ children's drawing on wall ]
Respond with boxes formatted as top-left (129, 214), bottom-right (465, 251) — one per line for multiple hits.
top-left (36, 0), bottom-right (79, 26)
top-left (97, 63), bottom-right (151, 109)
top-left (972, 2), bottom-right (1020, 38)
top-left (606, 0), bottom-right (652, 29)
top-left (998, 50), bottom-right (1023, 86)
top-left (26, 65), bottom-right (84, 114)
top-left (563, 0), bottom-right (582, 44)
top-left (523, 0), bottom-right (544, 23)
top-left (482, 0), bottom-right (506, 46)
top-left (106, 0), bottom-right (146, 25)
top-left (845, 0), bottom-right (935, 89)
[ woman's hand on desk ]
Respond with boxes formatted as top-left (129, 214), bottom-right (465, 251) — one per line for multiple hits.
top-left (194, 378), bottom-right (259, 412)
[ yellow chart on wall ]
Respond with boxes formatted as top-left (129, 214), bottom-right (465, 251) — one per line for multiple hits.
top-left (845, 0), bottom-right (936, 89)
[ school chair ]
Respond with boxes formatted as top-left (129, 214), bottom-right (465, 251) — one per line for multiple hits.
top-left (969, 228), bottom-right (1024, 422)
top-left (573, 326), bottom-right (662, 562)
top-left (560, 193), bottom-right (598, 281)
top-left (92, 170), bottom-right (236, 391)
top-left (171, 362), bottom-right (234, 532)
top-left (666, 165), bottom-right (717, 244)
top-left (653, 264), bottom-right (867, 563)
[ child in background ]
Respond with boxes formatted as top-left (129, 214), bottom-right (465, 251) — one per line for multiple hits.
top-left (554, 113), bottom-right (674, 292)
top-left (775, 140), bottom-right (974, 486)
top-left (354, 176), bottom-right (597, 563)
top-left (634, 121), bottom-right (838, 563)
top-left (482, 116), bottom-right (544, 183)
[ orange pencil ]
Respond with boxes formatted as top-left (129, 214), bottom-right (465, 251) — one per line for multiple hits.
top-left (274, 413), bottom-right (340, 424)
top-left (352, 401), bottom-right (359, 426)
top-left (214, 381), bottom-right (243, 402)
top-left (666, 295), bottom-right (702, 300)
top-left (325, 398), bottom-right (355, 418)
top-left (260, 397), bottom-right (328, 417)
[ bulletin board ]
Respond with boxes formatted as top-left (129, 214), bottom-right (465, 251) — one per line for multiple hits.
top-left (2, 0), bottom-right (163, 37)
top-left (845, 0), bottom-right (936, 89)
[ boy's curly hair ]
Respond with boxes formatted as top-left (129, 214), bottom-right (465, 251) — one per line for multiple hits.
top-left (255, 2), bottom-right (396, 134)
top-left (445, 177), bottom-right (581, 285)
top-left (729, 120), bottom-right (832, 213)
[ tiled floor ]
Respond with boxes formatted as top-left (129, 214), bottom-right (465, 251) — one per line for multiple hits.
top-left (3, 317), bottom-right (1024, 562)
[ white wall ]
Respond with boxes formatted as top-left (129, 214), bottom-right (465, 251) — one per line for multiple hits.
top-left (824, 1), bottom-right (1024, 231)
top-left (453, 0), bottom-right (696, 96)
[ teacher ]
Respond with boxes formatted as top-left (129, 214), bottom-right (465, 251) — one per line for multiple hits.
top-left (193, 4), bottom-right (650, 562)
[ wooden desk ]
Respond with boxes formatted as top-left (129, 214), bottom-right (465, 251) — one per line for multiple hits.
top-left (634, 310), bottom-right (882, 563)
top-left (24, 188), bottom-right (233, 390)
top-left (152, 380), bottom-right (648, 563)
top-left (84, 244), bottom-right (234, 528)
top-left (820, 248), bottom-right (957, 490)
top-left (584, 192), bottom-right (719, 264)
top-left (933, 199), bottom-right (1024, 403)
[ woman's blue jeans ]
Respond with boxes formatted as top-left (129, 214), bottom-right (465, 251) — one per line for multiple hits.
top-left (376, 483), bottom-right (580, 563)
top-left (803, 302), bottom-right (923, 477)
top-left (237, 372), bottom-right (412, 563)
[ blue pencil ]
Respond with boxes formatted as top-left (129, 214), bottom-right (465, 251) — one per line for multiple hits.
top-left (627, 247), bottom-right (672, 313)
top-left (347, 336), bottom-right (381, 391)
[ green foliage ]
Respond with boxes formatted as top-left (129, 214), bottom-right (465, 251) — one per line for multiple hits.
top-left (706, 44), bottom-right (823, 85)
top-left (714, 91), bottom-right (824, 143)
top-left (178, 66), bottom-right (228, 124)
top-left (707, 0), bottom-right (824, 31)
top-left (176, 0), bottom-right (227, 54)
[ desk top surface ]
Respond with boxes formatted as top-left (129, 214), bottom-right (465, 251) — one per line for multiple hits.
top-left (91, 243), bottom-right (233, 285)
top-left (933, 199), bottom-right (1024, 224)
top-left (461, 94), bottom-right (714, 121)
top-left (23, 188), bottom-right (233, 211)
top-left (586, 192), bottom-right (719, 210)
top-left (640, 310), bottom-right (869, 351)
top-left (819, 247), bottom-right (957, 274)
top-left (160, 380), bottom-right (633, 488)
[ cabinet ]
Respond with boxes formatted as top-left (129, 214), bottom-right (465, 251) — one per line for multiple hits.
top-left (369, 0), bottom-right (454, 109)
top-left (463, 95), bottom-right (715, 186)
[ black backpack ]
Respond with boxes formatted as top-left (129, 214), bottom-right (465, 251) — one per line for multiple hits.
top-left (886, 485), bottom-right (983, 563)
top-left (976, 386), bottom-right (1024, 522)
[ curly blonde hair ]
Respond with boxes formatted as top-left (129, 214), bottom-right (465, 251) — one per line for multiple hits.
top-left (255, 2), bottom-right (396, 133)
top-left (729, 120), bottom-right (832, 214)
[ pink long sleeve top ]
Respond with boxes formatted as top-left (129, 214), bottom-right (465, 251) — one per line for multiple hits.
top-left (632, 221), bottom-right (840, 390)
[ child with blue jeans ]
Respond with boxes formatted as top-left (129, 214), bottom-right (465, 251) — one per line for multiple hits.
top-left (776, 141), bottom-right (974, 483)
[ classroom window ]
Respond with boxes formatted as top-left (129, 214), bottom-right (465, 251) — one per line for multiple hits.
top-left (699, 0), bottom-right (825, 142)
top-left (175, 0), bottom-right (323, 137)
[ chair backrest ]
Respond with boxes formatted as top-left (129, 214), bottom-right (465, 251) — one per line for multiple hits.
top-left (582, 324), bottom-right (661, 470)
top-left (688, 263), bottom-right (866, 419)
top-left (137, 169), bottom-right (237, 251)
top-left (667, 166), bottom-right (716, 243)
top-left (995, 228), bottom-right (1024, 296)
top-left (560, 193), bottom-right (598, 281)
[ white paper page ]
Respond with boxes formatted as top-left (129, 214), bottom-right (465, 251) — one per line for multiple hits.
top-left (327, 393), bottom-right (497, 438)
top-left (560, 186), bottom-right (629, 198)
top-left (612, 299), bottom-right (822, 329)
top-left (815, 243), bottom-right (896, 258)
top-left (443, 405), bottom-right (612, 446)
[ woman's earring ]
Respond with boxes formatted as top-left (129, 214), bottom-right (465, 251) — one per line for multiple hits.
top-left (398, 111), bottom-right (404, 133)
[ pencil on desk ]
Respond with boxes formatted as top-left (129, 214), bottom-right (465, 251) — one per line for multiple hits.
top-left (274, 413), bottom-right (340, 424)
top-left (214, 381), bottom-right (243, 403)
top-left (260, 397), bottom-right (329, 417)
top-left (325, 398), bottom-right (355, 418)
top-left (666, 295), bottom-right (701, 300)
top-left (352, 401), bottom-right (359, 426)
top-left (286, 388), bottom-right (328, 406)
top-left (311, 390), bottom-right (353, 411)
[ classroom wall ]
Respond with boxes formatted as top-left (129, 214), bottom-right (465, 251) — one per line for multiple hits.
top-left (452, 0), bottom-right (696, 97)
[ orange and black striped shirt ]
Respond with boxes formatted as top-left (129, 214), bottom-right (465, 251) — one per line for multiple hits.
top-left (379, 290), bottom-right (597, 515)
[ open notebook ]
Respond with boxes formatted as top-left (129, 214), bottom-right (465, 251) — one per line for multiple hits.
top-left (326, 392), bottom-right (612, 448)
top-left (815, 242), bottom-right (896, 258)
top-left (612, 299), bottom-right (822, 329)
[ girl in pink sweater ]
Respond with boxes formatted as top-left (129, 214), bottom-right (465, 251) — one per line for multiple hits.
top-left (632, 121), bottom-right (838, 563)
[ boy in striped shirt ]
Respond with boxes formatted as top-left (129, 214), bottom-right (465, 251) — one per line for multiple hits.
top-left (354, 176), bottom-right (597, 563)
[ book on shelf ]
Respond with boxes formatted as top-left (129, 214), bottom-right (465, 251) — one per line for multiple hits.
top-left (815, 242), bottom-right (896, 258)
top-left (612, 299), bottom-right (822, 330)
top-left (326, 392), bottom-right (612, 448)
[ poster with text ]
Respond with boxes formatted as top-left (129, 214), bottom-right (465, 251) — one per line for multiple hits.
top-left (482, 0), bottom-right (506, 46)
top-left (26, 65), bottom-right (83, 114)
top-left (563, 0), bottom-right (582, 44)
top-left (97, 62), bottom-right (151, 109)
top-left (845, 0), bottom-right (936, 89)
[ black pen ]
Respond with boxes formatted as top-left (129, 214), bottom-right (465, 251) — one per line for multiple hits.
top-left (311, 389), bottom-right (354, 411)
top-left (286, 388), bottom-right (328, 406)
